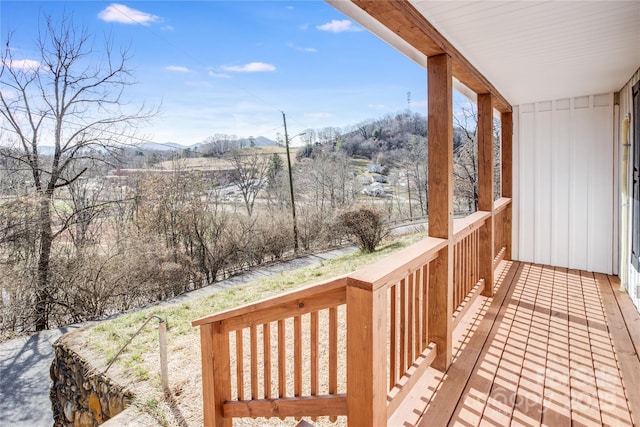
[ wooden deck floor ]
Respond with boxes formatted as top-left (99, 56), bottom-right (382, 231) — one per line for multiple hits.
top-left (391, 261), bottom-right (640, 427)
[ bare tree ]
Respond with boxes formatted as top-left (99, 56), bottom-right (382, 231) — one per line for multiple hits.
top-left (453, 103), bottom-right (479, 213)
top-left (0, 14), bottom-right (153, 330)
top-left (227, 150), bottom-right (271, 216)
top-left (406, 135), bottom-right (428, 216)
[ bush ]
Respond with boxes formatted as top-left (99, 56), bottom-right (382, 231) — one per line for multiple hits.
top-left (337, 207), bottom-right (388, 253)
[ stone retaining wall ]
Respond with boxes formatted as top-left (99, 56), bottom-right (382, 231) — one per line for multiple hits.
top-left (50, 339), bottom-right (132, 426)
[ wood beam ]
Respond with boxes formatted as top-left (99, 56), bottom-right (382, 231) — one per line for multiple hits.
top-left (501, 111), bottom-right (513, 260)
top-left (350, 0), bottom-right (511, 113)
top-left (501, 112), bottom-right (513, 198)
top-left (427, 53), bottom-right (453, 371)
top-left (477, 93), bottom-right (494, 296)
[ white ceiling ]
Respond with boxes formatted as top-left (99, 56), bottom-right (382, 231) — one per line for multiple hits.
top-left (333, 1), bottom-right (640, 106)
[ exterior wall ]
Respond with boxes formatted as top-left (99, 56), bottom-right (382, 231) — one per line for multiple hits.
top-left (513, 94), bottom-right (615, 274)
top-left (618, 68), bottom-right (640, 312)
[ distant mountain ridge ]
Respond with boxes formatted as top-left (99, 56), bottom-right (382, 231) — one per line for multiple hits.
top-left (35, 136), bottom-right (278, 154)
top-left (134, 136), bottom-right (277, 152)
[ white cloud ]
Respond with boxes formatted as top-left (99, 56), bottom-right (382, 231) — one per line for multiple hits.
top-left (316, 19), bottom-right (361, 33)
top-left (221, 62), bottom-right (276, 73)
top-left (368, 104), bottom-right (387, 110)
top-left (299, 23), bottom-right (310, 31)
top-left (2, 59), bottom-right (41, 71)
top-left (98, 3), bottom-right (160, 26)
top-left (287, 43), bottom-right (317, 53)
top-left (164, 65), bottom-right (190, 73)
top-left (160, 25), bottom-right (174, 32)
top-left (208, 71), bottom-right (231, 79)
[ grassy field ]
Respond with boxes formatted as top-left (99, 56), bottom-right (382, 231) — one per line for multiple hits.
top-left (152, 146), bottom-right (300, 171)
top-left (78, 232), bottom-right (423, 425)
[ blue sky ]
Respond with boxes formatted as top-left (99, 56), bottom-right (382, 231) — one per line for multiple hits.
top-left (1, 1), bottom-right (431, 145)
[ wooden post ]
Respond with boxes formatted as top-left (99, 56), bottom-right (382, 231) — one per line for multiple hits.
top-left (427, 53), bottom-right (454, 372)
top-left (477, 93), bottom-right (494, 296)
top-left (346, 282), bottom-right (387, 426)
top-left (200, 323), bottom-right (231, 427)
top-left (501, 111), bottom-right (513, 260)
top-left (158, 320), bottom-right (169, 395)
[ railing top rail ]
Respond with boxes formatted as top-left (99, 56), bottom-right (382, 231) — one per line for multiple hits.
top-left (348, 236), bottom-right (447, 292)
top-left (453, 210), bottom-right (491, 243)
top-left (192, 274), bottom-right (349, 327)
top-left (493, 197), bottom-right (511, 214)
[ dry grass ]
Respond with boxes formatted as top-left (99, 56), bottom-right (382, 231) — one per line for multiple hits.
top-left (77, 233), bottom-right (423, 426)
top-left (152, 146), bottom-right (299, 171)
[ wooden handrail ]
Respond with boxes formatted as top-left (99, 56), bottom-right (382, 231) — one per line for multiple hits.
top-left (192, 274), bottom-right (349, 327)
top-left (493, 197), bottom-right (511, 215)
top-left (453, 210), bottom-right (490, 243)
top-left (347, 236), bottom-right (447, 292)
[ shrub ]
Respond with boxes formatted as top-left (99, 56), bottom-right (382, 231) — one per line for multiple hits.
top-left (337, 207), bottom-right (389, 253)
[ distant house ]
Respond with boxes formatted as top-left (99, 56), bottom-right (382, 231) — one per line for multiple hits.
top-left (362, 182), bottom-right (386, 197)
top-left (372, 174), bottom-right (388, 184)
top-left (367, 163), bottom-right (383, 174)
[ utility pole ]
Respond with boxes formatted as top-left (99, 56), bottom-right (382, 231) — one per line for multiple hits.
top-left (282, 112), bottom-right (299, 253)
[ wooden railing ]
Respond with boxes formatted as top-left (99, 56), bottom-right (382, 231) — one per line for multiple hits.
top-left (192, 275), bottom-right (350, 425)
top-left (493, 197), bottom-right (511, 268)
top-left (346, 237), bottom-right (447, 422)
top-left (193, 202), bottom-right (512, 426)
top-left (452, 211), bottom-right (490, 327)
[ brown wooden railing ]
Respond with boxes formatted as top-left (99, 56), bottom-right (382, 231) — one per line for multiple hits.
top-left (193, 201), bottom-right (512, 426)
top-left (452, 211), bottom-right (490, 327)
top-left (493, 197), bottom-right (511, 268)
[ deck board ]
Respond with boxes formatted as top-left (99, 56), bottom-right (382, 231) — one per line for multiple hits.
top-left (406, 261), bottom-right (639, 427)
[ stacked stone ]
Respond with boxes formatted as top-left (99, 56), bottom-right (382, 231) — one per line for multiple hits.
top-left (50, 342), bottom-right (132, 427)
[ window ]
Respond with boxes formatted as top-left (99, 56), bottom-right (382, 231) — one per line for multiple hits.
top-left (632, 81), bottom-right (640, 270)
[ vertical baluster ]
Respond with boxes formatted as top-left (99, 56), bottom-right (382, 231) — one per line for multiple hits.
top-left (263, 323), bottom-right (271, 399)
top-left (422, 264), bottom-right (429, 350)
top-left (250, 325), bottom-right (258, 400)
top-left (476, 229), bottom-right (480, 284)
top-left (465, 232), bottom-right (470, 295)
top-left (455, 241), bottom-right (459, 308)
top-left (471, 230), bottom-right (475, 286)
top-left (399, 278), bottom-right (407, 375)
top-left (310, 312), bottom-right (319, 422)
top-left (294, 315), bottom-right (302, 398)
top-left (310, 312), bottom-right (319, 396)
top-left (452, 243), bottom-right (457, 309)
top-left (390, 284), bottom-right (397, 389)
top-left (407, 273), bottom-right (414, 363)
top-left (235, 329), bottom-right (244, 401)
top-left (458, 241), bottom-right (463, 306)
top-left (414, 269), bottom-right (421, 358)
top-left (329, 307), bottom-right (338, 422)
top-left (278, 319), bottom-right (286, 399)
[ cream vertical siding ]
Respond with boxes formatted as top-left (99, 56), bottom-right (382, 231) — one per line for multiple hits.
top-left (618, 68), bottom-right (640, 312)
top-left (513, 94), bottom-right (615, 274)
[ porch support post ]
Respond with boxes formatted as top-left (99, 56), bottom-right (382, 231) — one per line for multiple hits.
top-left (501, 111), bottom-right (513, 260)
top-left (477, 93), bottom-right (494, 296)
top-left (200, 322), bottom-right (231, 427)
top-left (427, 53), bottom-right (454, 372)
top-left (346, 282), bottom-right (388, 425)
